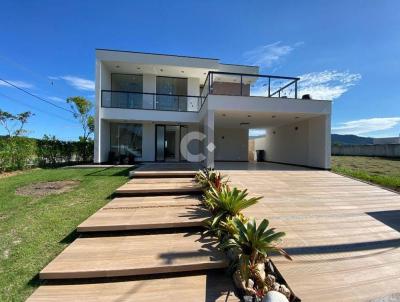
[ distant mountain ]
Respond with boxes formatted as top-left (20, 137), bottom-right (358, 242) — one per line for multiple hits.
top-left (331, 134), bottom-right (374, 145)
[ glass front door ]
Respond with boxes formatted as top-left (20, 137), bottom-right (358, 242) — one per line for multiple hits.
top-left (155, 125), bottom-right (188, 162)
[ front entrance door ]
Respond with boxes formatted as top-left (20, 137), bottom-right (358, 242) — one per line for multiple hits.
top-left (155, 125), bottom-right (188, 162)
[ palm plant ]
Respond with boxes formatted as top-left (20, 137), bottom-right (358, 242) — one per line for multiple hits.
top-left (204, 184), bottom-right (262, 230)
top-left (221, 218), bottom-right (292, 289)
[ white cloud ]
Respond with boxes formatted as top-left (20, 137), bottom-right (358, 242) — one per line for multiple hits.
top-left (332, 117), bottom-right (400, 135)
top-left (47, 96), bottom-right (65, 102)
top-left (244, 41), bottom-right (302, 68)
top-left (0, 80), bottom-right (34, 89)
top-left (298, 70), bottom-right (361, 100)
top-left (60, 76), bottom-right (95, 91)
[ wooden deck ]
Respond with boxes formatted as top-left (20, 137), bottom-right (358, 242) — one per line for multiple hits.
top-left (220, 167), bottom-right (400, 302)
top-left (39, 232), bottom-right (227, 279)
top-left (30, 162), bottom-right (400, 301)
top-left (77, 195), bottom-right (208, 232)
top-left (27, 272), bottom-right (239, 302)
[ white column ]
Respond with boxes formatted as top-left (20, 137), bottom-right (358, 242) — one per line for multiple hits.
top-left (204, 110), bottom-right (215, 168)
top-left (143, 74), bottom-right (156, 109)
top-left (94, 60), bottom-right (101, 163)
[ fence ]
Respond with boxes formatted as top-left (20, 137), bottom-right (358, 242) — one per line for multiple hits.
top-left (332, 144), bottom-right (400, 158)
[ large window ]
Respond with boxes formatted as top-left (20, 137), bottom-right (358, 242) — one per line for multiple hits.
top-left (111, 74), bottom-right (143, 108)
top-left (156, 77), bottom-right (187, 111)
top-left (110, 123), bottom-right (142, 160)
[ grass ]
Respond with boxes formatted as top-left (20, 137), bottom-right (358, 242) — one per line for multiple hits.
top-left (331, 156), bottom-right (400, 192)
top-left (0, 167), bottom-right (130, 301)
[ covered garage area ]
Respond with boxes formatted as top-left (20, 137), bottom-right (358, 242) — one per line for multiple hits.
top-left (207, 95), bottom-right (331, 169)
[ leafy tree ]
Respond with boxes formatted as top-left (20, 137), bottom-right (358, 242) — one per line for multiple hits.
top-left (66, 97), bottom-right (94, 141)
top-left (0, 109), bottom-right (33, 137)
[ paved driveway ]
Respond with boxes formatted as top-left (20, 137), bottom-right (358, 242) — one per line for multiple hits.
top-left (219, 163), bottom-right (400, 301)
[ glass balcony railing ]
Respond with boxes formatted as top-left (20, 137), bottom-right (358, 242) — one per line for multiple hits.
top-left (101, 90), bottom-right (204, 112)
top-left (200, 71), bottom-right (300, 99)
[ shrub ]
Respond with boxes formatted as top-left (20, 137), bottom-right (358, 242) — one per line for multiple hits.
top-left (0, 137), bottom-right (36, 172)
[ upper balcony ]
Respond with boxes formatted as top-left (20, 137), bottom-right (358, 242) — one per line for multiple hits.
top-left (200, 71), bottom-right (300, 99)
top-left (100, 72), bottom-right (301, 113)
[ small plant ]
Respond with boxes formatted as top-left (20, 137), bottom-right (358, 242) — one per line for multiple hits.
top-left (195, 168), bottom-right (226, 191)
top-left (221, 218), bottom-right (291, 295)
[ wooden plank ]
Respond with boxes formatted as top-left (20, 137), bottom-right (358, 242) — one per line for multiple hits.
top-left (127, 177), bottom-right (197, 184)
top-left (115, 181), bottom-right (202, 195)
top-left (77, 196), bottom-right (208, 232)
top-left (130, 170), bottom-right (197, 178)
top-left (40, 232), bottom-right (227, 280)
top-left (28, 272), bottom-right (239, 302)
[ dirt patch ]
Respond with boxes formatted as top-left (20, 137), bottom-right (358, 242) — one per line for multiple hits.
top-left (15, 180), bottom-right (80, 197)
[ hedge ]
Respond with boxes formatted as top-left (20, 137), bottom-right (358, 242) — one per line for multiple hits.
top-left (0, 136), bottom-right (94, 172)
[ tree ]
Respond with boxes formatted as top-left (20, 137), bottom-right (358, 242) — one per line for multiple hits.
top-left (0, 109), bottom-right (33, 137)
top-left (66, 97), bottom-right (94, 141)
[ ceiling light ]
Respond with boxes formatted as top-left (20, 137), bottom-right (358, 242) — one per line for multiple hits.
top-left (203, 72), bottom-right (206, 75)
top-left (222, 113), bottom-right (226, 117)
top-left (181, 70), bottom-right (185, 73)
top-left (160, 69), bottom-right (163, 72)
top-left (116, 65), bottom-right (120, 68)
top-left (137, 67), bottom-right (141, 70)
top-left (272, 115), bottom-right (276, 118)
top-left (295, 116), bottom-right (299, 119)
top-left (247, 115), bottom-right (251, 118)
top-left (240, 122), bottom-right (250, 126)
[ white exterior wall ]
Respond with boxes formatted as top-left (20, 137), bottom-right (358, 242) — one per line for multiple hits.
top-left (142, 123), bottom-right (155, 161)
top-left (187, 77), bottom-right (200, 111)
top-left (143, 74), bottom-right (156, 109)
top-left (265, 115), bottom-right (331, 169)
top-left (215, 128), bottom-right (248, 161)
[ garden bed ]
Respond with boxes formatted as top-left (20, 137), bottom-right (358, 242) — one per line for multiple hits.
top-left (195, 168), bottom-right (300, 302)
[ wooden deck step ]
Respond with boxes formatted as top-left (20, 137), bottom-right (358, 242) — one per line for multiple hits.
top-left (115, 180), bottom-right (202, 195)
top-left (28, 272), bottom-right (239, 301)
top-left (127, 177), bottom-right (197, 184)
top-left (40, 232), bottom-right (227, 280)
top-left (77, 195), bottom-right (208, 232)
top-left (130, 170), bottom-right (198, 178)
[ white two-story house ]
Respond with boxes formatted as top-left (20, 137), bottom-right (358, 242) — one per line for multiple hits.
top-left (94, 49), bottom-right (331, 169)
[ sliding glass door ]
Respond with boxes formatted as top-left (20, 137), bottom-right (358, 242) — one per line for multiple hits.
top-left (155, 125), bottom-right (188, 162)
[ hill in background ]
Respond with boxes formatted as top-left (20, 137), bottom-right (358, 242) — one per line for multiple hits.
top-left (331, 134), bottom-right (374, 145)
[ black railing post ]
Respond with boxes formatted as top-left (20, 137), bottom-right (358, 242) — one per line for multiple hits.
top-left (295, 80), bottom-right (298, 99)
top-left (268, 77), bottom-right (271, 97)
top-left (240, 75), bottom-right (243, 96)
top-left (210, 72), bottom-right (213, 94)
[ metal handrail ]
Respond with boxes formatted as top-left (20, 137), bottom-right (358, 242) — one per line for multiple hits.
top-left (101, 90), bottom-right (203, 112)
top-left (199, 71), bottom-right (300, 99)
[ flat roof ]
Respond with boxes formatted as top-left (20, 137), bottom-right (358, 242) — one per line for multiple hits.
top-left (96, 48), bottom-right (257, 68)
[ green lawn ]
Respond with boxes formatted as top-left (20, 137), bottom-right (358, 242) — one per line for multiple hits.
top-left (0, 167), bottom-right (130, 301)
top-left (331, 156), bottom-right (400, 192)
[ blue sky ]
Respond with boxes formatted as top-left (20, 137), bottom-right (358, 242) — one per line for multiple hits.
top-left (0, 0), bottom-right (399, 140)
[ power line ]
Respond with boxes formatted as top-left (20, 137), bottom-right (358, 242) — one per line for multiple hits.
top-left (0, 91), bottom-right (77, 124)
top-left (0, 78), bottom-right (74, 114)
